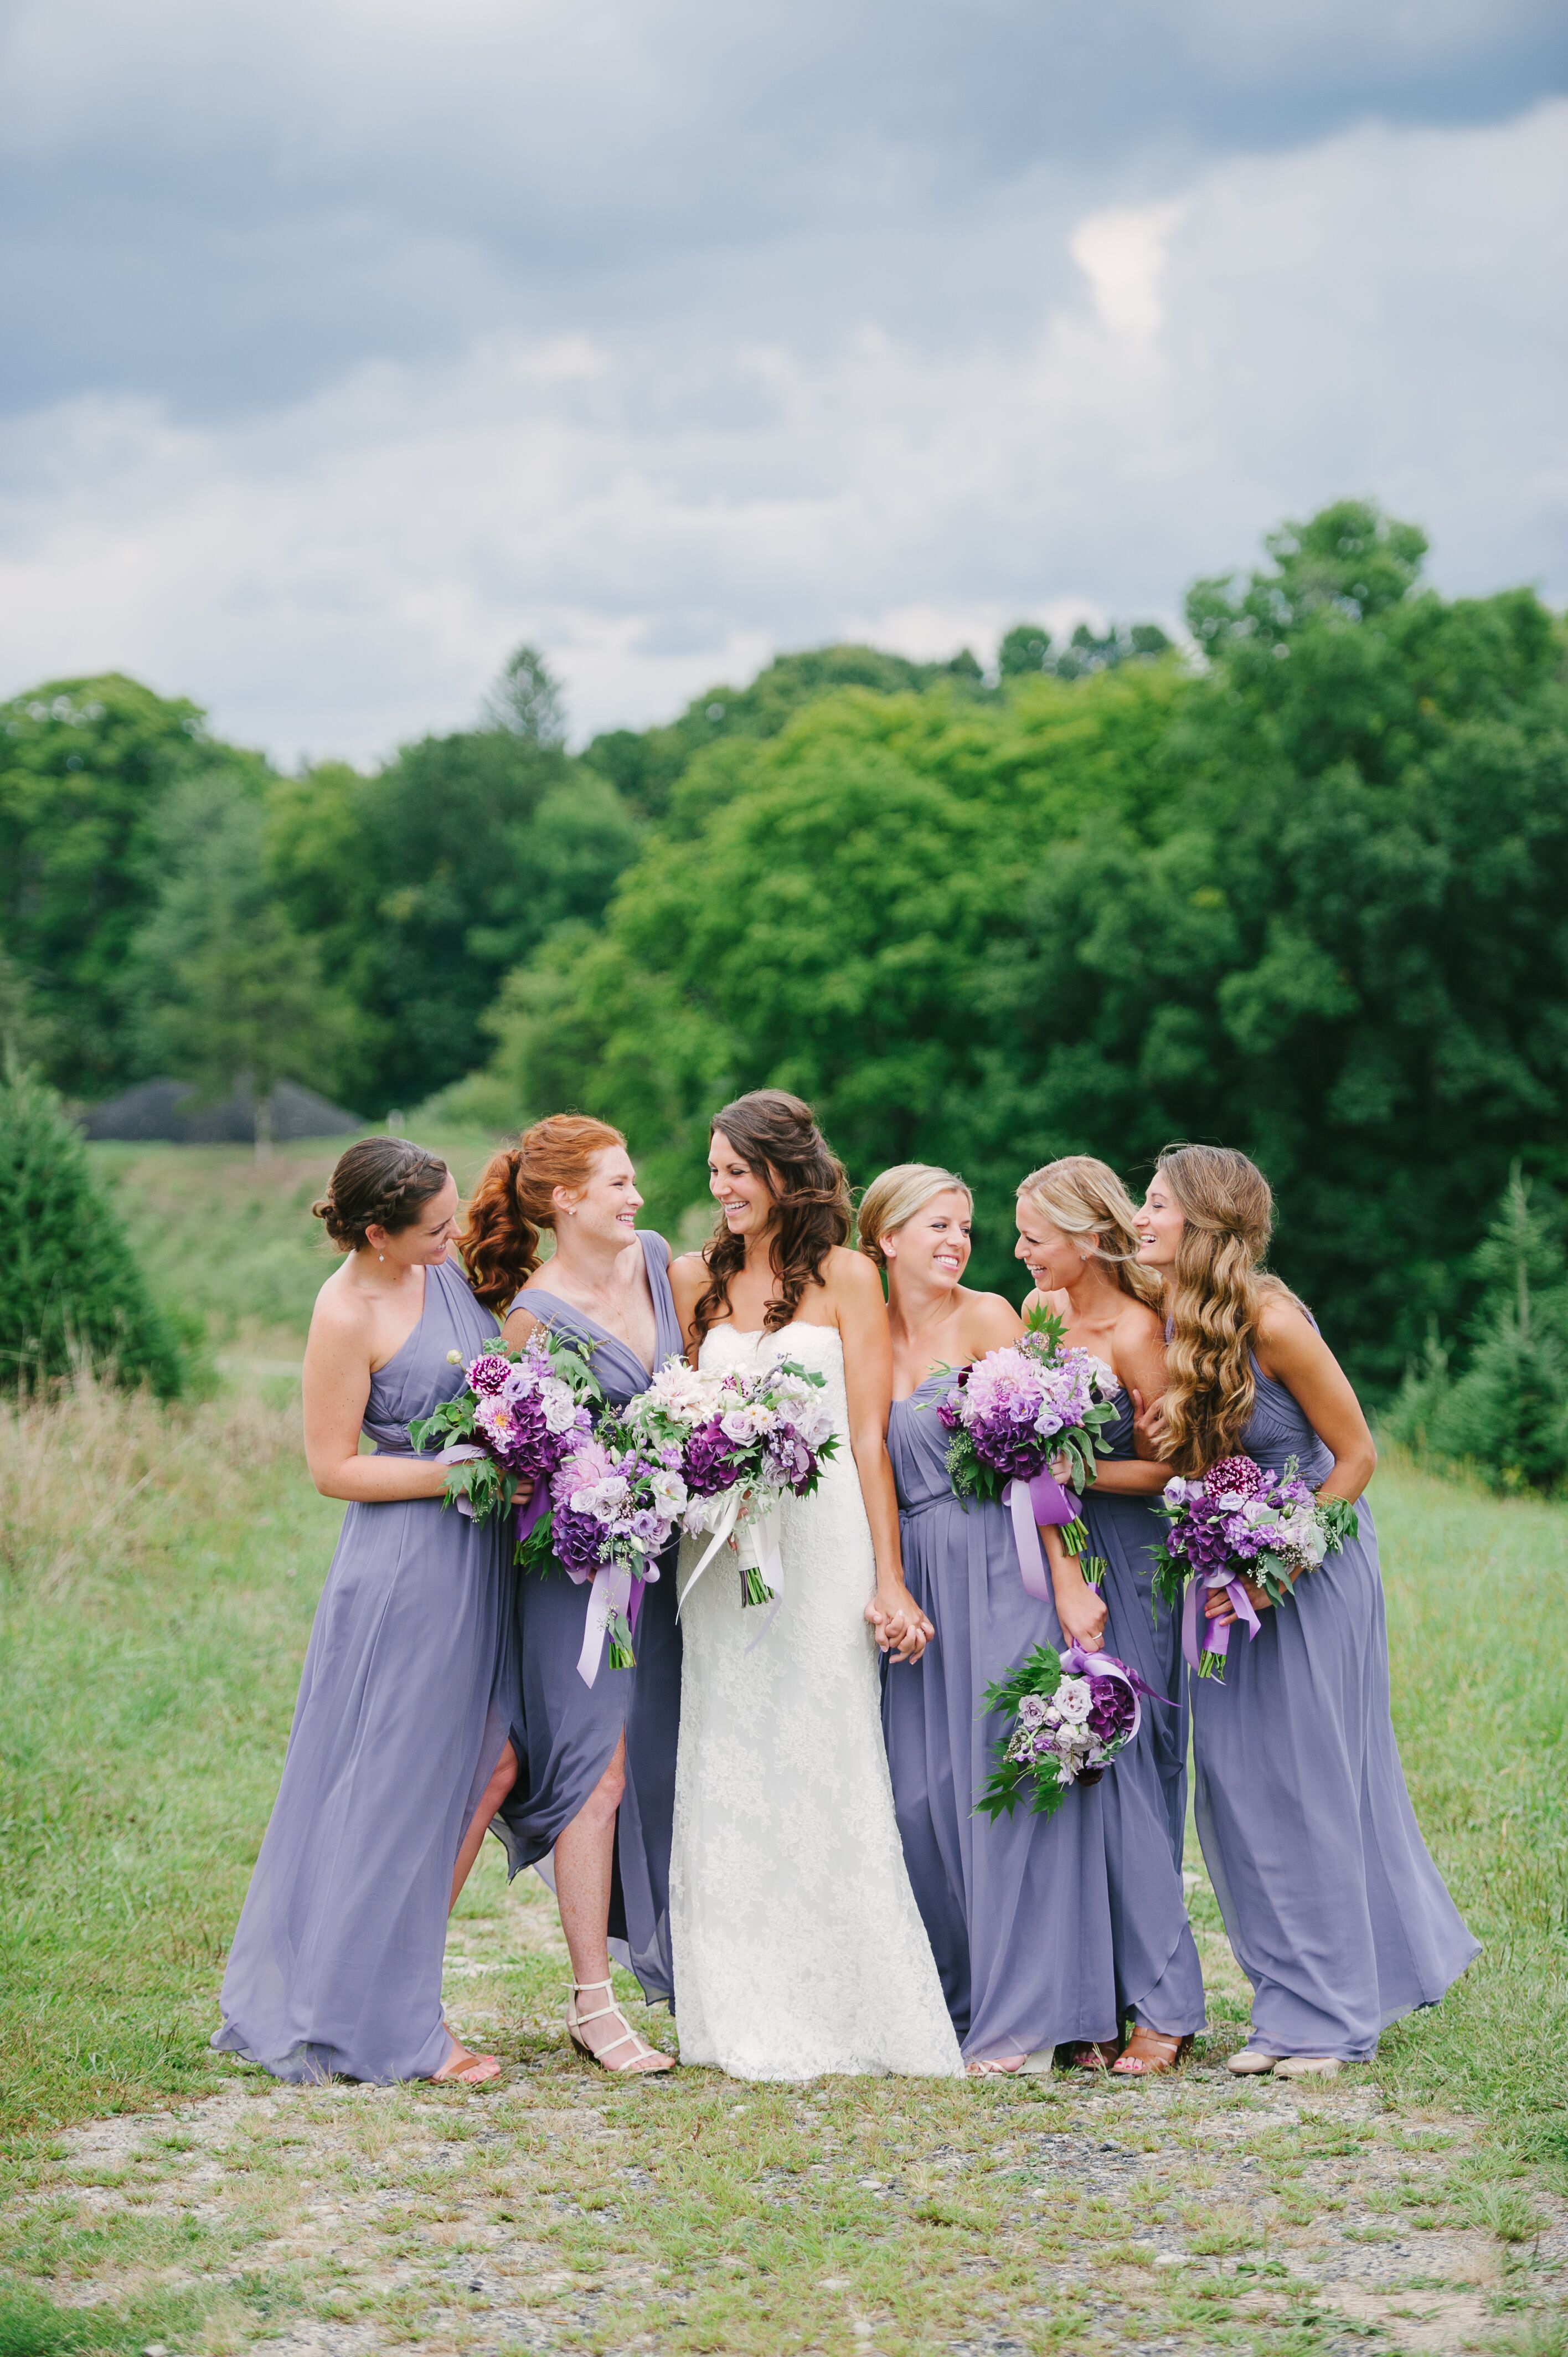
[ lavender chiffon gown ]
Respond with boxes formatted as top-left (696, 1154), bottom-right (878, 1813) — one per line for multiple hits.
top-left (1192, 1357), bottom-right (1480, 2061)
top-left (881, 1375), bottom-right (1121, 2062)
top-left (1082, 1397), bottom-right (1206, 2036)
top-left (213, 1255), bottom-right (523, 2085)
top-left (497, 1232), bottom-right (683, 2004)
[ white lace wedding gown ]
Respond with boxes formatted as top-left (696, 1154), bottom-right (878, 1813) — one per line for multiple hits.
top-left (669, 1322), bottom-right (962, 2080)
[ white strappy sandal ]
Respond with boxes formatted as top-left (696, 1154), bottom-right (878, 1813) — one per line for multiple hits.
top-left (565, 1979), bottom-right (674, 2075)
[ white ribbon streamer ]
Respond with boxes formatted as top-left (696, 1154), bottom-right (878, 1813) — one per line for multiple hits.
top-left (575, 1560), bottom-right (633, 1687)
top-left (678, 1491), bottom-right (786, 1619)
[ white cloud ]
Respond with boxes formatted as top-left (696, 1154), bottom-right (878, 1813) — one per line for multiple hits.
top-left (1, 101), bottom-right (1564, 761)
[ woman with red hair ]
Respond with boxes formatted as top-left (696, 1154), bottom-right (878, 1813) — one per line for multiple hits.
top-left (465, 1116), bottom-right (682, 2074)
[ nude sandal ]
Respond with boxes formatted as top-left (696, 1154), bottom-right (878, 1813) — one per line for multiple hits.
top-left (565, 1979), bottom-right (674, 2075)
top-left (1111, 2028), bottom-right (1193, 2077)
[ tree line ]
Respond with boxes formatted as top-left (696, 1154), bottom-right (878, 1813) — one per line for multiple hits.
top-left (4, 497), bottom-right (1567, 1413)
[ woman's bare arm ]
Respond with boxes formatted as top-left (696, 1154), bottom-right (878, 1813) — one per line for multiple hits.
top-left (668, 1253), bottom-right (708, 1363)
top-left (833, 1252), bottom-right (930, 1660)
top-left (1254, 1298), bottom-right (1377, 1505)
top-left (1093, 1310), bottom-right (1171, 1494)
top-left (302, 1291), bottom-right (450, 1505)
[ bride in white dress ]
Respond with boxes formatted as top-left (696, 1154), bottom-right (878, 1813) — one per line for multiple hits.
top-left (668, 1090), bottom-right (963, 2080)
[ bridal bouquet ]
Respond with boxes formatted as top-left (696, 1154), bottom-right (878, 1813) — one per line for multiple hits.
top-left (977, 1642), bottom-right (1145, 1820)
top-left (625, 1356), bottom-right (839, 1608)
top-left (409, 1330), bottom-right (601, 1535)
top-left (518, 1422), bottom-right (689, 1672)
top-left (1150, 1454), bottom-right (1360, 1680)
top-left (938, 1308), bottom-right (1119, 1579)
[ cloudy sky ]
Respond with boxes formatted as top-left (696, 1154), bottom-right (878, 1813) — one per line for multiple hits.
top-left (2, 0), bottom-right (1564, 764)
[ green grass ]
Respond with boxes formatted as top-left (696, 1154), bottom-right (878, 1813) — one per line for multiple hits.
top-left (89, 1130), bottom-right (508, 1360)
top-left (2, 1144), bottom-right (1566, 2350)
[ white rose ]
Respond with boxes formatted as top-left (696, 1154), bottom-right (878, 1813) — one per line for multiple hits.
top-left (1056, 1679), bottom-right (1093, 1725)
top-left (540, 1378), bottom-right (580, 1435)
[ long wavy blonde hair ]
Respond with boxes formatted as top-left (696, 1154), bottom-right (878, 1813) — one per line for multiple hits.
top-left (1017, 1155), bottom-right (1162, 1308)
top-left (1156, 1144), bottom-right (1291, 1474)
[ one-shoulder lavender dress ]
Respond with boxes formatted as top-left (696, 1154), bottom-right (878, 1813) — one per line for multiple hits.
top-left (497, 1232), bottom-right (683, 2004)
top-left (213, 1254), bottom-right (523, 2084)
top-left (1081, 1394), bottom-right (1206, 2037)
top-left (1191, 1357), bottom-right (1479, 2061)
top-left (881, 1374), bottom-right (1121, 2062)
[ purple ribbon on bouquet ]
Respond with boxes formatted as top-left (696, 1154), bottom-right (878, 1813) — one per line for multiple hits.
top-left (1003, 1469), bottom-right (1081, 1602)
top-left (1182, 1567), bottom-right (1261, 1671)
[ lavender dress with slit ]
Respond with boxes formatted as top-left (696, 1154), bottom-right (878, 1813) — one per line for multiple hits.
top-left (881, 1374), bottom-right (1121, 2061)
top-left (1191, 1355), bottom-right (1479, 2061)
top-left (213, 1254), bottom-right (522, 2084)
top-left (497, 1232), bottom-right (684, 2004)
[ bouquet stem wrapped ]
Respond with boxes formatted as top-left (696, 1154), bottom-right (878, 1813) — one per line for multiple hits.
top-left (1150, 1454), bottom-right (1360, 1681)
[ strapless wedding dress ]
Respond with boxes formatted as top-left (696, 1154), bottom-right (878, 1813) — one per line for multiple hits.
top-left (669, 1321), bottom-right (962, 2079)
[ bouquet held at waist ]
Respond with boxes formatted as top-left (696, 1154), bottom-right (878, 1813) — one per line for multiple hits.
top-left (1150, 1453), bottom-right (1360, 1681)
top-left (623, 1355), bottom-right (840, 1610)
top-left (409, 1332), bottom-right (689, 1681)
top-left (977, 1641), bottom-right (1151, 1821)
top-left (938, 1306), bottom-right (1119, 1590)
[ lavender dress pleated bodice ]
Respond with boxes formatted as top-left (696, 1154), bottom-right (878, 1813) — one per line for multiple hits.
top-left (881, 1373), bottom-right (1121, 2061)
top-left (213, 1254), bottom-right (523, 2085)
top-left (1190, 1352), bottom-right (1479, 2060)
top-left (1080, 1394), bottom-right (1206, 2036)
top-left (497, 1232), bottom-right (684, 2005)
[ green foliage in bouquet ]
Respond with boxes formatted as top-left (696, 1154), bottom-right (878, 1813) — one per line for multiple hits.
top-left (976, 1644), bottom-right (1066, 1823)
top-left (0, 1069), bottom-right (188, 1397)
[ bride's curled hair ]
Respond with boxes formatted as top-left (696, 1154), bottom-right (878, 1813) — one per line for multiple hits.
top-left (694, 1089), bottom-right (853, 1342)
top-left (462, 1113), bottom-right (626, 1311)
top-left (1156, 1143), bottom-right (1290, 1474)
top-left (1018, 1155), bottom-right (1162, 1309)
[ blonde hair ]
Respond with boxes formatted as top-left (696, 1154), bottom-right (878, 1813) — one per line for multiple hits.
top-left (1017, 1155), bottom-right (1163, 1309)
top-left (857, 1163), bottom-right (972, 1272)
top-left (1156, 1143), bottom-right (1291, 1474)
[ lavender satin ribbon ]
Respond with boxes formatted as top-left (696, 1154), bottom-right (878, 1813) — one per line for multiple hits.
top-left (1182, 1569), bottom-right (1261, 1671)
top-left (516, 1484), bottom-right (549, 1543)
top-left (1003, 1470), bottom-right (1080, 1602)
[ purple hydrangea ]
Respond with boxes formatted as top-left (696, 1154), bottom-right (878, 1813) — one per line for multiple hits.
top-left (684, 1417), bottom-right (745, 1497)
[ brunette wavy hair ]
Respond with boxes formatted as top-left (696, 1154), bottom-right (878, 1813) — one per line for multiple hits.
top-left (1156, 1143), bottom-right (1294, 1474)
top-left (461, 1113), bottom-right (627, 1312)
top-left (694, 1090), bottom-right (853, 1342)
top-left (1017, 1155), bottom-right (1163, 1309)
top-left (312, 1138), bottom-right (449, 1253)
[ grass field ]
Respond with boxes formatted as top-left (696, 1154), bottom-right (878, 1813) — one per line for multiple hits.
top-left (1, 1144), bottom-right (1565, 2354)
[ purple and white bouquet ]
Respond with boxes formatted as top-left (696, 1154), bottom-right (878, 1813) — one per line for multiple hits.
top-left (409, 1329), bottom-right (601, 1532)
top-left (1150, 1454), bottom-right (1359, 1680)
top-left (977, 1642), bottom-right (1146, 1820)
top-left (518, 1421), bottom-right (689, 1675)
top-left (938, 1308), bottom-right (1119, 1581)
top-left (626, 1356), bottom-right (840, 1608)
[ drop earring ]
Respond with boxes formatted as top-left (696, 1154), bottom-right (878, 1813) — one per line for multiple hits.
top-left (378, 1252), bottom-right (385, 1263)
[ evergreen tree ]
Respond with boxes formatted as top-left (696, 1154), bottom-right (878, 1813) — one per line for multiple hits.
top-left (0, 1069), bottom-right (188, 1396)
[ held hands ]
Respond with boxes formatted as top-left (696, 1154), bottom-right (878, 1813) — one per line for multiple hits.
top-left (1131, 1388), bottom-right (1166, 1454)
top-left (866, 1587), bottom-right (934, 1664)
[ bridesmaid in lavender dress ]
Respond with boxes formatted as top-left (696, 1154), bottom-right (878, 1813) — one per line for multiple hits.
top-left (865, 1164), bottom-right (1123, 2073)
top-left (1014, 1156), bottom-right (1205, 2077)
top-left (214, 1140), bottom-right (522, 2087)
top-left (463, 1116), bottom-right (681, 2075)
top-left (1137, 1145), bottom-right (1479, 2077)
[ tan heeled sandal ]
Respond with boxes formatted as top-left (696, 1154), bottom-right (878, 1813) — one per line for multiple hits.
top-left (565, 1979), bottom-right (674, 2075)
top-left (1111, 2027), bottom-right (1193, 2077)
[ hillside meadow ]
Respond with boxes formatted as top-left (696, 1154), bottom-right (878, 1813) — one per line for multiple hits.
top-left (0, 1142), bottom-right (1564, 2354)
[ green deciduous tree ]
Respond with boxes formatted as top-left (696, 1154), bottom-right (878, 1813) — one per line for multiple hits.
top-left (0, 675), bottom-right (222, 1093)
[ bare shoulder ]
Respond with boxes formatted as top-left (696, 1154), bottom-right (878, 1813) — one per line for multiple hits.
top-left (310, 1262), bottom-right (367, 1340)
top-left (1255, 1287), bottom-right (1318, 1350)
top-left (1113, 1295), bottom-right (1165, 1347)
top-left (823, 1244), bottom-right (883, 1305)
top-left (960, 1290), bottom-right (1023, 1355)
top-left (668, 1249), bottom-right (709, 1296)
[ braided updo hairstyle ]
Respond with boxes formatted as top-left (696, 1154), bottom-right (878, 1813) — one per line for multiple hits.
top-left (694, 1089), bottom-right (853, 1342)
top-left (312, 1138), bottom-right (451, 1253)
top-left (1156, 1143), bottom-right (1293, 1474)
top-left (462, 1114), bottom-right (627, 1311)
